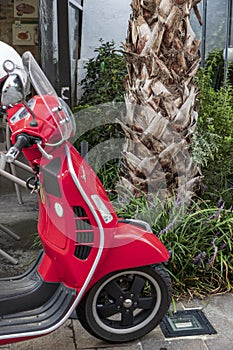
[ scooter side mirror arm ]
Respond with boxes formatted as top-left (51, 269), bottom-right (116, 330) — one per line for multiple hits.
top-left (36, 141), bottom-right (53, 160)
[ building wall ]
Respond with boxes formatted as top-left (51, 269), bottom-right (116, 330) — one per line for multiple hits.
top-left (78, 0), bottom-right (131, 96)
top-left (81, 0), bottom-right (131, 58)
top-left (0, 0), bottom-right (39, 60)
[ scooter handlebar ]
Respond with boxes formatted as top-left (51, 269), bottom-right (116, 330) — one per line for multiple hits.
top-left (5, 134), bottom-right (30, 163)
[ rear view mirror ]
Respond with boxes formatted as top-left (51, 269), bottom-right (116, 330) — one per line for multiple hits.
top-left (1, 74), bottom-right (25, 107)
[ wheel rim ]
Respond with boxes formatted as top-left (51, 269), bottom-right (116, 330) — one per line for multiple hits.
top-left (92, 270), bottom-right (162, 334)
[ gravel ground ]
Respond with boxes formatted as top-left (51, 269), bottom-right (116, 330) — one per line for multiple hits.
top-left (0, 171), bottom-right (39, 277)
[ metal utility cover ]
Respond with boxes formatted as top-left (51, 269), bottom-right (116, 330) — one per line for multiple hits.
top-left (160, 309), bottom-right (217, 338)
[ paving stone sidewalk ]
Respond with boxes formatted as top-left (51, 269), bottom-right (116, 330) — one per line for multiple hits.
top-left (0, 293), bottom-right (231, 350)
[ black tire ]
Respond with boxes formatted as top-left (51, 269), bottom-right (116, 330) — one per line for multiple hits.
top-left (77, 264), bottom-right (172, 343)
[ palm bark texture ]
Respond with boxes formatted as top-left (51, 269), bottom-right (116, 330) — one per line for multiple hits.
top-left (119, 0), bottom-right (202, 201)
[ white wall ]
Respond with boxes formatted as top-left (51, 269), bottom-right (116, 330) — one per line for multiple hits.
top-left (81, 0), bottom-right (131, 58)
top-left (78, 0), bottom-right (131, 97)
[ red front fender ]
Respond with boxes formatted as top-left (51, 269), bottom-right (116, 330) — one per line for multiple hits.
top-left (89, 221), bottom-right (170, 288)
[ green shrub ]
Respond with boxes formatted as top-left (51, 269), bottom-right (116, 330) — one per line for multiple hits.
top-left (115, 191), bottom-right (233, 298)
top-left (79, 39), bottom-right (127, 105)
top-left (196, 51), bottom-right (233, 159)
top-left (194, 50), bottom-right (233, 206)
top-left (74, 40), bottom-right (126, 179)
top-left (74, 103), bottom-right (124, 149)
top-left (162, 200), bottom-right (233, 298)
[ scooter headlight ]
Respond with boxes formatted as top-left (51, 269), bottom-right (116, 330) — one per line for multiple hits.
top-left (91, 195), bottom-right (113, 224)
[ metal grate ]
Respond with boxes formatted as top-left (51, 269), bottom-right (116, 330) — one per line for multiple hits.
top-left (73, 206), bottom-right (87, 218)
top-left (74, 245), bottom-right (92, 260)
top-left (76, 218), bottom-right (92, 231)
top-left (73, 206), bottom-right (94, 260)
top-left (77, 231), bottom-right (94, 244)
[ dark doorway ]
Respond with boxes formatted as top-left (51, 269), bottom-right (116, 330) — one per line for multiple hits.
top-left (39, 0), bottom-right (83, 107)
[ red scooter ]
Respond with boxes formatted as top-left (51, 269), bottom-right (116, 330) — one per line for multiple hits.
top-left (0, 50), bottom-right (172, 345)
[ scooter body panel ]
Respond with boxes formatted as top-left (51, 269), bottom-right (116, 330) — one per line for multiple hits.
top-left (37, 143), bottom-right (169, 290)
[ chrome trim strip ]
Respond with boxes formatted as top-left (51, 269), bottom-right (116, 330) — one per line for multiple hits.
top-left (69, 0), bottom-right (83, 10)
top-left (0, 143), bottom-right (105, 341)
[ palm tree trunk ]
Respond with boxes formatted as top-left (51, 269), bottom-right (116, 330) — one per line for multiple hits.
top-left (119, 0), bottom-right (202, 201)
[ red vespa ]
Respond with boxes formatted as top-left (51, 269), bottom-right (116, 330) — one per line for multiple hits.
top-left (0, 46), bottom-right (172, 345)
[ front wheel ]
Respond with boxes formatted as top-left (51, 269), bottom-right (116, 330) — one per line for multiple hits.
top-left (77, 265), bottom-right (172, 343)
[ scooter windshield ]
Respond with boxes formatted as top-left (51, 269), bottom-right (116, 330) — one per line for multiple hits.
top-left (22, 51), bottom-right (76, 146)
